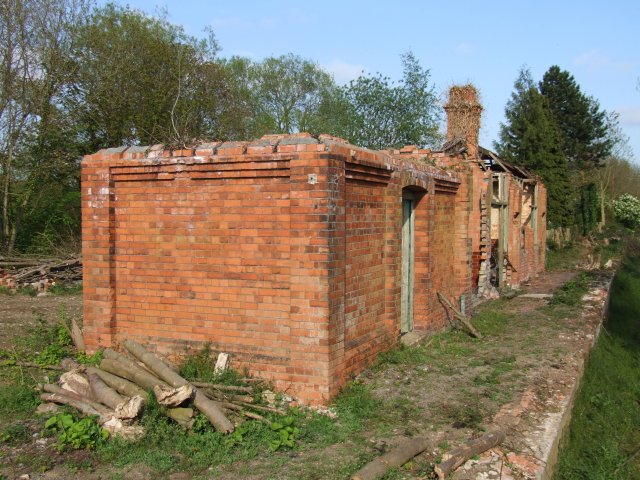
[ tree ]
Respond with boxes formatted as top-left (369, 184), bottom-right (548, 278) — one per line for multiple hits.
top-left (313, 51), bottom-right (441, 150)
top-left (0, 0), bottom-right (92, 253)
top-left (539, 66), bottom-right (612, 171)
top-left (68, 4), bottom-right (223, 149)
top-left (247, 53), bottom-right (336, 135)
top-left (495, 67), bottom-right (572, 228)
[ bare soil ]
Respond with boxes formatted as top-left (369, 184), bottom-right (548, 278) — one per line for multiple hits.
top-left (0, 292), bottom-right (83, 351)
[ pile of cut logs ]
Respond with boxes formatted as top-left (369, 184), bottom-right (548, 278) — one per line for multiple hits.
top-left (40, 341), bottom-right (283, 438)
top-left (0, 256), bottom-right (82, 291)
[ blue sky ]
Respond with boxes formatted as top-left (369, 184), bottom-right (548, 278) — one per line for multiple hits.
top-left (116, 0), bottom-right (640, 160)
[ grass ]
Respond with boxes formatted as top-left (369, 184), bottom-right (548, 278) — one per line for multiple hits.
top-left (555, 252), bottom-right (640, 479)
top-left (546, 242), bottom-right (585, 271)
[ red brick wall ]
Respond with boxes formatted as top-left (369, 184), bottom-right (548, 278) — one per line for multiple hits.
top-left (343, 178), bottom-right (387, 377)
top-left (82, 134), bottom-right (545, 405)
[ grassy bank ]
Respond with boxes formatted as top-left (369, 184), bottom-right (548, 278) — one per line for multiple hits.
top-left (555, 252), bottom-right (640, 479)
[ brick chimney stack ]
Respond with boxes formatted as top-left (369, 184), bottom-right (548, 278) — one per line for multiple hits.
top-left (444, 85), bottom-right (483, 159)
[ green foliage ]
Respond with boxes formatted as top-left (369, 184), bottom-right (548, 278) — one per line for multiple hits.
top-left (245, 53), bottom-right (336, 135)
top-left (314, 51), bottom-right (441, 150)
top-left (179, 344), bottom-right (246, 386)
top-left (612, 194), bottom-right (640, 229)
top-left (577, 182), bottom-right (600, 235)
top-left (550, 273), bottom-right (591, 306)
top-left (48, 282), bottom-right (83, 296)
top-left (45, 413), bottom-right (109, 451)
top-left (540, 66), bottom-right (612, 170)
top-left (495, 67), bottom-right (573, 228)
top-left (555, 254), bottom-right (640, 479)
top-left (268, 416), bottom-right (300, 451)
top-left (75, 349), bottom-right (103, 366)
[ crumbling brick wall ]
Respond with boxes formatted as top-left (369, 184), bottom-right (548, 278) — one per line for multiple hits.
top-left (82, 88), bottom-right (547, 405)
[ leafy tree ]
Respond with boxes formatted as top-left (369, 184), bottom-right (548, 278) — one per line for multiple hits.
top-left (68, 3), bottom-right (223, 149)
top-left (313, 51), bottom-right (441, 150)
top-left (248, 53), bottom-right (336, 135)
top-left (495, 67), bottom-right (572, 228)
top-left (539, 66), bottom-right (612, 170)
top-left (0, 0), bottom-right (92, 253)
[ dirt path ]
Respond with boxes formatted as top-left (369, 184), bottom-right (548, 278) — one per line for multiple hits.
top-left (0, 292), bottom-right (82, 351)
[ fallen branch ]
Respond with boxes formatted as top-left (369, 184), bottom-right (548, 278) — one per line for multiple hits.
top-left (434, 430), bottom-right (505, 480)
top-left (1, 360), bottom-right (63, 371)
top-left (40, 392), bottom-right (106, 421)
top-left (191, 382), bottom-right (253, 393)
top-left (123, 340), bottom-right (234, 434)
top-left (42, 385), bottom-right (112, 420)
top-left (351, 436), bottom-right (431, 480)
top-left (437, 292), bottom-right (482, 339)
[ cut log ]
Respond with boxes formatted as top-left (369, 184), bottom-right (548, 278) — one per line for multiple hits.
top-left (87, 366), bottom-right (147, 398)
top-left (123, 340), bottom-right (234, 433)
top-left (433, 430), bottom-right (506, 480)
top-left (351, 436), bottom-right (431, 480)
top-left (102, 417), bottom-right (145, 440)
top-left (99, 358), bottom-right (167, 391)
top-left (89, 373), bottom-right (124, 409)
top-left (114, 395), bottom-right (145, 420)
top-left (167, 407), bottom-right (195, 429)
top-left (153, 384), bottom-right (194, 407)
top-left (59, 370), bottom-right (93, 398)
top-left (60, 357), bottom-right (82, 371)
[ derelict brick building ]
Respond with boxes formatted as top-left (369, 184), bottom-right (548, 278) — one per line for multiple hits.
top-left (81, 87), bottom-right (546, 404)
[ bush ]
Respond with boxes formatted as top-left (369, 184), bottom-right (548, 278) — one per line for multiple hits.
top-left (612, 194), bottom-right (640, 229)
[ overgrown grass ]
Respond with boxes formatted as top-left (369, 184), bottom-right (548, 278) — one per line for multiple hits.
top-left (555, 253), bottom-right (640, 479)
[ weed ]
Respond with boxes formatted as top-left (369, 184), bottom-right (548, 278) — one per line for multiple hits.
top-left (45, 413), bottom-right (109, 451)
top-left (268, 416), bottom-right (300, 451)
top-left (472, 305), bottom-right (513, 336)
top-left (444, 398), bottom-right (484, 430)
top-left (179, 344), bottom-right (246, 386)
top-left (16, 286), bottom-right (38, 296)
top-left (546, 242), bottom-right (584, 271)
top-left (550, 273), bottom-right (591, 306)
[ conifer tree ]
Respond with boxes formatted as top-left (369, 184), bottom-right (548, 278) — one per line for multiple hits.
top-left (539, 66), bottom-right (611, 170)
top-left (495, 67), bottom-right (573, 228)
